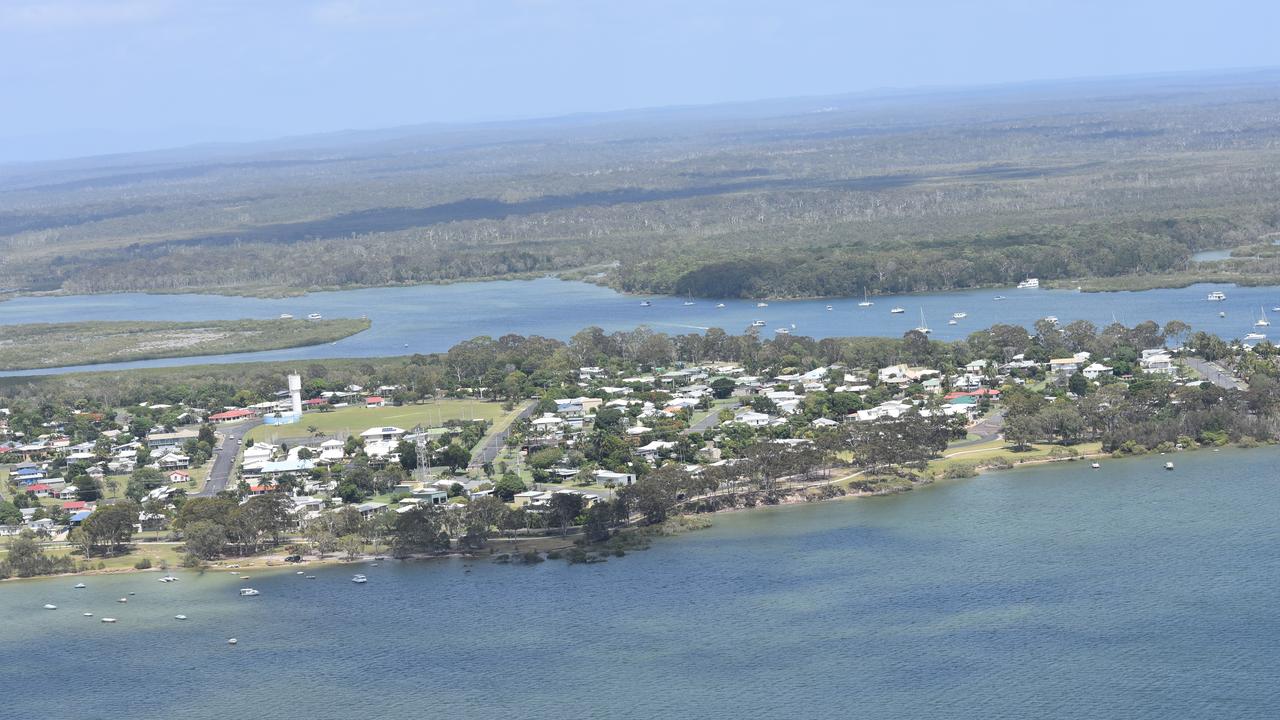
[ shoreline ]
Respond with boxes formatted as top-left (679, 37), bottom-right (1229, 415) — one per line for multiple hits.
top-left (4, 441), bottom-right (1270, 584)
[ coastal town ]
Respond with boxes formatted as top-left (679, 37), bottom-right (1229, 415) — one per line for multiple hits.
top-left (3, 319), bottom-right (1276, 578)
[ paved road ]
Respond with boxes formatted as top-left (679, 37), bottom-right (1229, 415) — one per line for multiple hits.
top-left (470, 401), bottom-right (536, 467)
top-left (684, 401), bottom-right (740, 435)
top-left (1182, 357), bottom-right (1247, 391)
top-left (195, 419), bottom-right (261, 497)
top-left (949, 408), bottom-right (1007, 449)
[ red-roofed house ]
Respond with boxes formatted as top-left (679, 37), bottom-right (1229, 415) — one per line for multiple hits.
top-left (247, 483), bottom-right (279, 496)
top-left (208, 408), bottom-right (257, 423)
top-left (303, 398), bottom-right (329, 408)
top-left (365, 396), bottom-right (387, 408)
top-left (27, 483), bottom-right (52, 497)
top-left (167, 469), bottom-right (191, 484)
top-left (62, 500), bottom-right (89, 512)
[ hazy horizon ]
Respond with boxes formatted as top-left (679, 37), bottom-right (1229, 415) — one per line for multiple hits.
top-left (4, 0), bottom-right (1280, 163)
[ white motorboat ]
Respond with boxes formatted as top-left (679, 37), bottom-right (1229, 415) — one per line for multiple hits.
top-left (101, 618), bottom-right (117, 623)
top-left (890, 307), bottom-right (906, 314)
top-left (1164, 462), bottom-right (1175, 470)
top-left (1219, 311), bottom-right (1227, 318)
top-left (279, 313), bottom-right (293, 319)
top-left (1091, 462), bottom-right (1101, 469)
top-left (952, 312), bottom-right (967, 319)
top-left (775, 328), bottom-right (790, 335)
top-left (227, 638), bottom-right (238, 645)
top-left (756, 302), bottom-right (769, 308)
top-left (1017, 278), bottom-right (1040, 289)
top-left (640, 300), bottom-right (651, 307)
top-left (1254, 307), bottom-right (1270, 327)
top-left (826, 305), bottom-right (833, 311)
top-left (751, 320), bottom-right (766, 327)
top-left (948, 319), bottom-right (958, 325)
top-left (1244, 332), bottom-right (1266, 341)
top-left (74, 583), bottom-right (86, 589)
top-left (1206, 291), bottom-right (1226, 301)
top-left (175, 615), bottom-right (188, 620)
top-left (351, 574), bottom-right (368, 584)
top-left (307, 313), bottom-right (323, 320)
top-left (716, 303), bottom-right (726, 308)
top-left (238, 588), bottom-right (260, 597)
top-left (159, 575), bottom-right (178, 583)
top-left (43, 604), bottom-right (57, 610)
top-left (1043, 316), bottom-right (1059, 325)
top-left (83, 613), bottom-right (93, 617)
top-left (993, 295), bottom-right (1007, 301)
top-left (117, 597), bottom-right (128, 603)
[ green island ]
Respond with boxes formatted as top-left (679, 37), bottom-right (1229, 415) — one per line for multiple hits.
top-left (0, 318), bottom-right (371, 371)
top-left (3, 318), bottom-right (1277, 578)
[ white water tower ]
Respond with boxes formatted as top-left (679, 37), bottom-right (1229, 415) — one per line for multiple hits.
top-left (288, 373), bottom-right (303, 416)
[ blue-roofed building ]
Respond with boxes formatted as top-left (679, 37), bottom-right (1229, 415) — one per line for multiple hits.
top-left (68, 510), bottom-right (93, 525)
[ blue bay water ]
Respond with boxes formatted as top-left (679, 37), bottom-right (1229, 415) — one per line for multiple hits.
top-left (3, 446), bottom-right (1279, 719)
top-left (1, 279), bottom-right (1279, 375)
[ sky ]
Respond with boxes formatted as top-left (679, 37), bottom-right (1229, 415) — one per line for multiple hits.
top-left (2, 0), bottom-right (1280, 162)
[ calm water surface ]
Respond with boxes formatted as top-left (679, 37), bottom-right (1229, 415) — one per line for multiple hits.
top-left (3, 447), bottom-right (1278, 719)
top-left (1, 278), bottom-right (1279, 375)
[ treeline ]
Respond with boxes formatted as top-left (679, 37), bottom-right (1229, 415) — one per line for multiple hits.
top-left (620, 217), bottom-right (1256, 298)
top-left (0, 320), bottom-right (1207, 423)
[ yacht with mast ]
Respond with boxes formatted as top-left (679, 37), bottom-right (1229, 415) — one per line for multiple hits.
top-left (914, 309), bottom-right (931, 334)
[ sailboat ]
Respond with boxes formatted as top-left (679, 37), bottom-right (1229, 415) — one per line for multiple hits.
top-left (1255, 307), bottom-right (1271, 327)
top-left (914, 309), bottom-right (931, 335)
top-left (858, 289), bottom-right (873, 307)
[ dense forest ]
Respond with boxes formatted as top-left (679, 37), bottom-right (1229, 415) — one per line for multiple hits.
top-left (3, 71), bottom-right (1280, 298)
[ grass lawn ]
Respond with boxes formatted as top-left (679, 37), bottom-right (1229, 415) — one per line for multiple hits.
top-left (248, 399), bottom-right (518, 443)
top-left (1, 542), bottom-right (188, 572)
top-left (929, 439), bottom-right (1104, 475)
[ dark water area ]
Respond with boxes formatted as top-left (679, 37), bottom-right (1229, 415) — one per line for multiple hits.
top-left (4, 447), bottom-right (1279, 719)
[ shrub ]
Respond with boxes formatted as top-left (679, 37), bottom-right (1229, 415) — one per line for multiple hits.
top-left (133, 558), bottom-right (152, 570)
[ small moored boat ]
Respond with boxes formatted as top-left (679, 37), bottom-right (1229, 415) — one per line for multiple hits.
top-left (352, 574), bottom-right (368, 584)
top-left (751, 320), bottom-right (766, 327)
top-left (716, 303), bottom-right (726, 308)
top-left (1017, 278), bottom-right (1040, 289)
top-left (756, 302), bottom-right (768, 308)
top-left (640, 301), bottom-right (651, 307)
top-left (279, 313), bottom-right (293, 319)
top-left (175, 615), bottom-right (188, 621)
top-left (1091, 462), bottom-right (1101, 469)
top-left (890, 307), bottom-right (906, 314)
top-left (74, 583), bottom-right (86, 589)
top-left (101, 618), bottom-right (117, 623)
top-left (239, 588), bottom-right (260, 597)
top-left (1164, 462), bottom-right (1175, 471)
top-left (1206, 291), bottom-right (1226, 301)
top-left (227, 638), bottom-right (238, 645)
top-left (307, 313), bottom-right (323, 320)
top-left (43, 604), bottom-right (57, 610)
